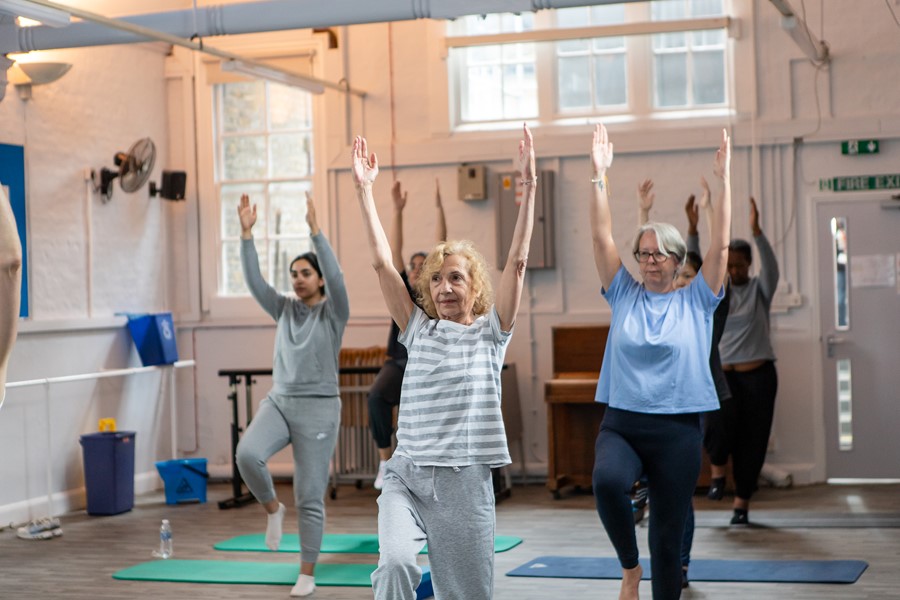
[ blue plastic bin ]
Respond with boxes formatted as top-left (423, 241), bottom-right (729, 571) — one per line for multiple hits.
top-left (156, 458), bottom-right (208, 504)
top-left (126, 312), bottom-right (179, 366)
top-left (79, 431), bottom-right (136, 516)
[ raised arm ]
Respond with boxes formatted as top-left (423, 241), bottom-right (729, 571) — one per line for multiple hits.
top-left (0, 187), bottom-right (23, 400)
top-left (389, 181), bottom-right (407, 273)
top-left (589, 123), bottom-right (621, 288)
top-left (238, 194), bottom-right (285, 320)
top-left (352, 136), bottom-right (415, 331)
top-left (306, 192), bottom-right (349, 322)
top-left (750, 198), bottom-right (780, 302)
top-left (701, 129), bottom-right (732, 293)
top-left (496, 124), bottom-right (537, 332)
top-left (684, 192), bottom-right (701, 255)
top-left (434, 177), bottom-right (447, 243)
top-left (637, 179), bottom-right (654, 226)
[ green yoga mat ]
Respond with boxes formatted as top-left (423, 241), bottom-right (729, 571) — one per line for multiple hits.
top-left (214, 533), bottom-right (523, 554)
top-left (113, 560), bottom-right (375, 586)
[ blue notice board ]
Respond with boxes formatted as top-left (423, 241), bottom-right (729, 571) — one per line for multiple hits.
top-left (0, 143), bottom-right (28, 317)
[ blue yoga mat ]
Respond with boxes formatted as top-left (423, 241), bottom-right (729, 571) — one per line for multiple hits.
top-left (507, 556), bottom-right (868, 584)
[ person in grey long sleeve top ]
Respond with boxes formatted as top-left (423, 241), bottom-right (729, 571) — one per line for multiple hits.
top-left (715, 197), bottom-right (779, 526)
top-left (234, 192), bottom-right (349, 598)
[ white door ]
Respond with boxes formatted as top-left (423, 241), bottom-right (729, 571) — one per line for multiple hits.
top-left (816, 197), bottom-right (900, 479)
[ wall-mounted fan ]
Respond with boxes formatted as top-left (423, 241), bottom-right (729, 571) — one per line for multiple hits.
top-left (92, 137), bottom-right (156, 202)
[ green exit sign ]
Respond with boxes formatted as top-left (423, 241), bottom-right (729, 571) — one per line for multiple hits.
top-left (841, 140), bottom-right (879, 155)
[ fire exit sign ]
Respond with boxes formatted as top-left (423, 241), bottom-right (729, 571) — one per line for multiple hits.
top-left (819, 173), bottom-right (900, 192)
top-left (841, 140), bottom-right (879, 155)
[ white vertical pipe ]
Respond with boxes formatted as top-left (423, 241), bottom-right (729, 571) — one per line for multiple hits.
top-left (44, 381), bottom-right (52, 519)
top-left (84, 170), bottom-right (93, 318)
top-left (169, 366), bottom-right (177, 460)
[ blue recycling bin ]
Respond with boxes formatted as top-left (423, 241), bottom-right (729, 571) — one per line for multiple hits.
top-left (125, 312), bottom-right (179, 366)
top-left (79, 431), bottom-right (136, 516)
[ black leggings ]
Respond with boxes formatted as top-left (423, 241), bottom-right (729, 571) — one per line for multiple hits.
top-left (593, 407), bottom-right (702, 600)
top-left (367, 359), bottom-right (405, 449)
top-left (708, 361), bottom-right (778, 500)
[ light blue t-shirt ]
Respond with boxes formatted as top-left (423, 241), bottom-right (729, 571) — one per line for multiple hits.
top-left (594, 265), bottom-right (723, 414)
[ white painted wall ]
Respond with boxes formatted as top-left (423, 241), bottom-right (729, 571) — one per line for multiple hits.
top-left (3, 0), bottom-right (900, 522)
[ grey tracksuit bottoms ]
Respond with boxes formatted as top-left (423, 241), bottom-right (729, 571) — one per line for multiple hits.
top-left (371, 455), bottom-right (496, 600)
top-left (235, 393), bottom-right (340, 564)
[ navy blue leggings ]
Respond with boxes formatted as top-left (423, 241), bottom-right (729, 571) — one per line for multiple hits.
top-left (593, 407), bottom-right (702, 600)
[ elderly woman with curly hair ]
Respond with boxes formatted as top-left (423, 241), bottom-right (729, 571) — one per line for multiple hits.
top-left (352, 125), bottom-right (536, 600)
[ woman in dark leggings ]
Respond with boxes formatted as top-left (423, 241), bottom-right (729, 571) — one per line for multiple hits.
top-left (589, 124), bottom-right (732, 600)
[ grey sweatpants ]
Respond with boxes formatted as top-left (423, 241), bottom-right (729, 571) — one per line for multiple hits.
top-left (371, 455), bottom-right (496, 600)
top-left (235, 393), bottom-right (340, 564)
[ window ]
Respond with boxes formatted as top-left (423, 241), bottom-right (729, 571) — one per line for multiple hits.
top-left (447, 0), bottom-right (730, 129)
top-left (448, 13), bottom-right (537, 123)
top-left (213, 80), bottom-right (315, 296)
top-left (650, 0), bottom-right (727, 108)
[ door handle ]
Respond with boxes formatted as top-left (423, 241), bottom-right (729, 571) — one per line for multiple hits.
top-left (825, 334), bottom-right (847, 358)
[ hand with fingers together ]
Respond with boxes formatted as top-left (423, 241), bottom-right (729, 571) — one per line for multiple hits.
top-left (305, 191), bottom-right (320, 236)
top-left (237, 194), bottom-right (257, 239)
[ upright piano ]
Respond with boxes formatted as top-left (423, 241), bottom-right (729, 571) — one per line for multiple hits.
top-left (544, 324), bottom-right (608, 499)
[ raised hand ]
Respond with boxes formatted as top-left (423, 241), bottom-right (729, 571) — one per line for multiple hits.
top-left (685, 193), bottom-right (699, 235)
top-left (517, 123), bottom-right (536, 182)
top-left (713, 128), bottom-right (731, 180)
top-left (699, 176), bottom-right (711, 212)
top-left (305, 191), bottom-right (320, 236)
top-left (237, 193), bottom-right (257, 237)
top-left (638, 179), bottom-right (655, 212)
top-left (750, 196), bottom-right (761, 235)
top-left (351, 136), bottom-right (379, 187)
top-left (392, 181), bottom-right (407, 212)
top-left (591, 123), bottom-right (614, 177)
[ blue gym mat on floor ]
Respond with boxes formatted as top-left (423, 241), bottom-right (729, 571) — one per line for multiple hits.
top-left (507, 556), bottom-right (868, 584)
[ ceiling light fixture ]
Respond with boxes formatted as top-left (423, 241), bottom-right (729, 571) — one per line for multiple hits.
top-left (767, 0), bottom-right (829, 63)
top-left (6, 60), bottom-right (71, 100)
top-left (0, 0), bottom-right (70, 28)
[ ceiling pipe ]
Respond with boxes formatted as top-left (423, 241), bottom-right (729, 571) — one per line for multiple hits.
top-left (0, 0), bottom-right (633, 55)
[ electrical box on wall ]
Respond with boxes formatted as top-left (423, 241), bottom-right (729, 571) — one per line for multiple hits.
top-left (496, 170), bottom-right (555, 269)
top-left (458, 164), bottom-right (486, 201)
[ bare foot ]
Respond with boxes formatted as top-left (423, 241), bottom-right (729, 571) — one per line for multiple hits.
top-left (619, 564), bottom-right (642, 600)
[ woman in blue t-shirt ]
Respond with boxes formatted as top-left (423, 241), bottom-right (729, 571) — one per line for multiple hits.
top-left (589, 124), bottom-right (732, 600)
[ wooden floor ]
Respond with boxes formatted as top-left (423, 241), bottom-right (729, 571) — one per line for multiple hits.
top-left (2, 480), bottom-right (899, 599)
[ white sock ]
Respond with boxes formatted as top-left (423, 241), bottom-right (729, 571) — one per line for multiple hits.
top-left (290, 573), bottom-right (316, 597)
top-left (265, 502), bottom-right (285, 551)
top-left (374, 460), bottom-right (387, 490)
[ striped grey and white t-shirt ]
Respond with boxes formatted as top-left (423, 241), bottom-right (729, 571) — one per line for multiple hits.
top-left (394, 305), bottom-right (512, 468)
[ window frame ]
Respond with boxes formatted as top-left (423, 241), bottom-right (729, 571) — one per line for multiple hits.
top-left (445, 1), bottom-right (735, 132)
top-left (194, 35), bottom-right (328, 320)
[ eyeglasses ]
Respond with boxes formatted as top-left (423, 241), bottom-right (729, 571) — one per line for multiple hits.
top-left (634, 250), bottom-right (669, 263)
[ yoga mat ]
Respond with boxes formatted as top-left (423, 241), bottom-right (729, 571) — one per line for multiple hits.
top-left (214, 533), bottom-right (523, 554)
top-left (114, 560), bottom-right (434, 598)
top-left (506, 556), bottom-right (868, 584)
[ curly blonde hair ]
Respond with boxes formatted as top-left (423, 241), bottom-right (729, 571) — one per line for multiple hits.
top-left (414, 240), bottom-right (493, 320)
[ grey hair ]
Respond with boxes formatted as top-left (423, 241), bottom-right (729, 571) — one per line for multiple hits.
top-left (632, 222), bottom-right (686, 268)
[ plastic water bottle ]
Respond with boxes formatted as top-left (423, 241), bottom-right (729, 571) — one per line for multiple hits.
top-left (152, 519), bottom-right (173, 559)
